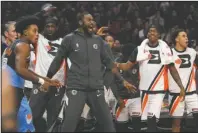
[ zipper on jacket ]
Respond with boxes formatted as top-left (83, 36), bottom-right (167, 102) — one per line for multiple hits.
top-left (86, 38), bottom-right (90, 89)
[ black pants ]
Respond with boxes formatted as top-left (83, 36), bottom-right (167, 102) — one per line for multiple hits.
top-left (61, 89), bottom-right (116, 132)
top-left (29, 85), bottom-right (65, 131)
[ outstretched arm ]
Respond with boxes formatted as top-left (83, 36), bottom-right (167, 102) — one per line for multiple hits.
top-left (116, 47), bottom-right (138, 71)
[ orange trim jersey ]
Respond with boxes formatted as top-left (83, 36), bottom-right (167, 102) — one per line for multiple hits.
top-left (34, 34), bottom-right (66, 84)
top-left (129, 44), bottom-right (171, 91)
top-left (168, 47), bottom-right (198, 93)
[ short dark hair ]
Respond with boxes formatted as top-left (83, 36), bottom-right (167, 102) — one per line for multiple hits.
top-left (76, 11), bottom-right (90, 23)
top-left (148, 24), bottom-right (160, 34)
top-left (171, 29), bottom-right (186, 44)
top-left (45, 17), bottom-right (58, 26)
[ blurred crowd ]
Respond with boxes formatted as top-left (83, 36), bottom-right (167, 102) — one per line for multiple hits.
top-left (2, 1), bottom-right (198, 48)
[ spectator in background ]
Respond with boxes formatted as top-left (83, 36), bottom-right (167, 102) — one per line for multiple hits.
top-left (149, 10), bottom-right (165, 30)
top-left (138, 20), bottom-right (149, 41)
top-left (1, 21), bottom-right (17, 55)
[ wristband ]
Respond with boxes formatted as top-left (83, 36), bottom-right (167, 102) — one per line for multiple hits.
top-left (38, 78), bottom-right (45, 85)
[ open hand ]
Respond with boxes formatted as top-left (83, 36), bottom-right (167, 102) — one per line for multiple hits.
top-left (48, 79), bottom-right (63, 88)
top-left (39, 81), bottom-right (51, 92)
top-left (123, 80), bottom-right (137, 93)
top-left (96, 27), bottom-right (109, 36)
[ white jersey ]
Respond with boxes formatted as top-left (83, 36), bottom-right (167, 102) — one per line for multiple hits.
top-left (130, 44), bottom-right (170, 91)
top-left (168, 47), bottom-right (197, 93)
top-left (24, 45), bottom-right (35, 88)
top-left (34, 34), bottom-right (66, 84)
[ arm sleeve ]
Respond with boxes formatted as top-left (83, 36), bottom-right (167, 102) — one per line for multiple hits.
top-left (128, 47), bottom-right (138, 63)
top-left (100, 38), bottom-right (114, 70)
top-left (47, 35), bottom-right (71, 78)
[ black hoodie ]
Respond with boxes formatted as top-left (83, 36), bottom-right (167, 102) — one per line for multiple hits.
top-left (47, 29), bottom-right (114, 91)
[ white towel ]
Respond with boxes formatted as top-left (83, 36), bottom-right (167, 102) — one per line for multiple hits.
top-left (136, 39), bottom-right (174, 65)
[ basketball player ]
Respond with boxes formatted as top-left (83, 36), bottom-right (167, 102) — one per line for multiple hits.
top-left (115, 63), bottom-right (141, 132)
top-left (46, 12), bottom-right (135, 132)
top-left (116, 25), bottom-right (185, 132)
top-left (29, 17), bottom-right (66, 131)
top-left (169, 29), bottom-right (198, 132)
top-left (17, 44), bottom-right (36, 132)
top-left (1, 15), bottom-right (60, 127)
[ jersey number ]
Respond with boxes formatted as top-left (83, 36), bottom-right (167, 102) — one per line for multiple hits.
top-left (48, 42), bottom-right (60, 56)
top-left (148, 50), bottom-right (161, 64)
top-left (178, 54), bottom-right (191, 68)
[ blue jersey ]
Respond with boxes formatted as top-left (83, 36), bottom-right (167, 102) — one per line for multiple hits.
top-left (2, 39), bottom-right (27, 89)
top-left (6, 65), bottom-right (25, 89)
top-left (17, 97), bottom-right (35, 132)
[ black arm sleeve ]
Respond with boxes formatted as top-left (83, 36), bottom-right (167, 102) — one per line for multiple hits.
top-left (47, 35), bottom-right (71, 78)
top-left (128, 47), bottom-right (138, 63)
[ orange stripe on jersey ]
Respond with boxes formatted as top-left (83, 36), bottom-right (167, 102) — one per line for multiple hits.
top-left (163, 66), bottom-right (169, 91)
top-left (187, 67), bottom-right (195, 92)
top-left (116, 99), bottom-right (128, 119)
top-left (141, 93), bottom-right (148, 112)
top-left (194, 63), bottom-right (198, 69)
top-left (170, 96), bottom-right (180, 115)
top-left (150, 67), bottom-right (165, 91)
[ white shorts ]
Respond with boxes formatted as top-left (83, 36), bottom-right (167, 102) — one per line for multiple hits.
top-left (169, 93), bottom-right (198, 117)
top-left (116, 97), bottom-right (141, 122)
top-left (141, 92), bottom-right (165, 121)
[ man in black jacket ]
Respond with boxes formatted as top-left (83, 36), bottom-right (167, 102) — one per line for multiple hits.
top-left (47, 11), bottom-right (136, 132)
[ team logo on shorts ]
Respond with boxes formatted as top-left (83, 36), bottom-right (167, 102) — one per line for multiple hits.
top-left (33, 89), bottom-right (38, 94)
top-left (132, 68), bottom-right (137, 74)
top-left (26, 114), bottom-right (32, 124)
top-left (71, 90), bottom-right (77, 95)
top-left (76, 43), bottom-right (79, 48)
top-left (93, 44), bottom-right (98, 49)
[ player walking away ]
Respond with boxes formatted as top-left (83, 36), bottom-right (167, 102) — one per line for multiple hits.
top-left (169, 29), bottom-right (198, 132)
top-left (116, 25), bottom-right (185, 132)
